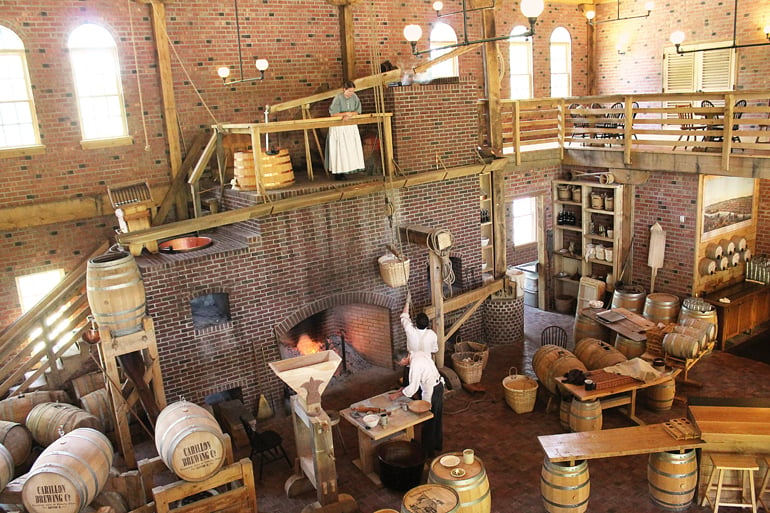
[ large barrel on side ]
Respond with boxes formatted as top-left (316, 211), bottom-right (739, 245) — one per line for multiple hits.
top-left (86, 252), bottom-right (146, 337)
top-left (678, 305), bottom-right (717, 342)
top-left (671, 325), bottom-right (707, 351)
top-left (574, 338), bottom-right (627, 370)
top-left (643, 293), bottom-right (680, 325)
top-left (611, 286), bottom-right (646, 314)
top-left (0, 391), bottom-right (71, 424)
top-left (541, 458), bottom-right (590, 513)
top-left (647, 450), bottom-right (697, 511)
top-left (402, 484), bottom-right (460, 513)
top-left (155, 401), bottom-right (226, 482)
top-left (573, 312), bottom-right (610, 345)
top-left (428, 453), bottom-right (490, 513)
top-left (533, 346), bottom-right (586, 396)
top-left (22, 428), bottom-right (113, 513)
top-left (26, 403), bottom-right (102, 447)
top-left (0, 444), bottom-right (13, 492)
top-left (0, 421), bottom-right (32, 466)
top-left (662, 333), bottom-right (699, 359)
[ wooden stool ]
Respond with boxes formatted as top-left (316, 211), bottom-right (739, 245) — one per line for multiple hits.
top-left (701, 453), bottom-right (759, 513)
top-left (326, 410), bottom-right (346, 454)
top-left (758, 456), bottom-right (770, 511)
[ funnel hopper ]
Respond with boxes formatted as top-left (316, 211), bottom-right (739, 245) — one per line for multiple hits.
top-left (269, 350), bottom-right (341, 404)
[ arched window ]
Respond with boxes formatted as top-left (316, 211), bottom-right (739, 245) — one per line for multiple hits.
top-left (550, 27), bottom-right (572, 97)
top-left (509, 25), bottom-right (533, 99)
top-left (0, 25), bottom-right (41, 151)
top-left (68, 24), bottom-right (129, 143)
top-left (429, 23), bottom-right (458, 79)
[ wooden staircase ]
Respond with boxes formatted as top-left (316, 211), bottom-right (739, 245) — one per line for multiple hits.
top-left (0, 241), bottom-right (110, 398)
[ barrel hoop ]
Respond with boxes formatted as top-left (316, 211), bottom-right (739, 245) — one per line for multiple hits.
top-left (541, 474), bottom-right (589, 490)
top-left (87, 274), bottom-right (142, 291)
top-left (647, 464), bottom-right (697, 480)
top-left (542, 493), bottom-right (589, 508)
top-left (45, 450), bottom-right (99, 491)
top-left (648, 481), bottom-right (695, 496)
top-left (542, 464), bottom-right (588, 479)
top-left (459, 488), bottom-right (490, 507)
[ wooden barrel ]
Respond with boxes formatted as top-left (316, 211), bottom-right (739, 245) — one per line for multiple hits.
top-left (645, 378), bottom-right (675, 411)
top-left (647, 450), bottom-right (697, 511)
top-left (678, 308), bottom-right (717, 342)
top-left (662, 333), bottom-right (699, 359)
top-left (155, 401), bottom-right (226, 482)
top-left (671, 325), bottom-right (707, 351)
top-left (26, 403), bottom-right (102, 447)
top-left (574, 338), bottom-right (627, 370)
top-left (86, 252), bottom-right (146, 337)
top-left (533, 346), bottom-right (587, 396)
top-left (569, 400), bottom-right (602, 432)
top-left (260, 149), bottom-right (295, 189)
top-left (573, 312), bottom-right (610, 345)
top-left (80, 389), bottom-right (114, 433)
top-left (22, 428), bottom-right (113, 513)
top-left (0, 444), bottom-right (13, 492)
top-left (559, 398), bottom-right (571, 431)
top-left (72, 372), bottom-right (105, 401)
top-left (428, 453), bottom-right (490, 513)
top-left (0, 421), bottom-right (32, 466)
top-left (541, 458), bottom-right (590, 513)
top-left (0, 391), bottom-right (71, 424)
top-left (611, 286), bottom-right (646, 314)
top-left (402, 484), bottom-right (460, 513)
top-left (233, 151), bottom-right (257, 190)
top-left (643, 293), bottom-right (680, 325)
top-left (614, 335), bottom-right (646, 359)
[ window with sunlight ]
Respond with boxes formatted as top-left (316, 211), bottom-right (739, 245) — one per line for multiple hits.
top-left (550, 27), bottom-right (572, 97)
top-left (429, 23), bottom-right (458, 80)
top-left (508, 26), bottom-right (533, 100)
top-left (0, 25), bottom-right (41, 150)
top-left (512, 197), bottom-right (538, 246)
top-left (16, 269), bottom-right (64, 313)
top-left (68, 24), bottom-right (128, 141)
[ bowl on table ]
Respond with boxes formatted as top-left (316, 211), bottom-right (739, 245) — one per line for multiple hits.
top-left (362, 414), bottom-right (380, 428)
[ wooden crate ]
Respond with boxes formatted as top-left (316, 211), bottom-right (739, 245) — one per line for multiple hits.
top-left (129, 457), bottom-right (256, 513)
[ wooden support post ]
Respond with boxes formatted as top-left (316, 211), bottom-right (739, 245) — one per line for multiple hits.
top-left (98, 316), bottom-right (166, 469)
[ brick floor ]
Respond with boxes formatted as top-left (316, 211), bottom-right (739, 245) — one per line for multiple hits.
top-left (152, 306), bottom-right (770, 513)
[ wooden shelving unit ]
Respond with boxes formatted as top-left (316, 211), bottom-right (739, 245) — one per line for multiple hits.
top-left (480, 173), bottom-right (494, 280)
top-left (551, 180), bottom-right (633, 309)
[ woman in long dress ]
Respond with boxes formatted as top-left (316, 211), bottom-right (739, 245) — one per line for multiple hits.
top-left (326, 81), bottom-right (365, 180)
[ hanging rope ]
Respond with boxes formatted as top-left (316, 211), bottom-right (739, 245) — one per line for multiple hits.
top-left (363, 0), bottom-right (411, 296)
top-left (127, 0), bottom-right (151, 151)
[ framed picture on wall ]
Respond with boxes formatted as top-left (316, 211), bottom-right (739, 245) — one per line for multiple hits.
top-left (701, 176), bottom-right (756, 240)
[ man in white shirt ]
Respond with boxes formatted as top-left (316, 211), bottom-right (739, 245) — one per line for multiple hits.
top-left (390, 349), bottom-right (444, 457)
top-left (400, 292), bottom-right (438, 357)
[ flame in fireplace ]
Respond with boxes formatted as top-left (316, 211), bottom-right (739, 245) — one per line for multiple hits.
top-left (296, 334), bottom-right (323, 355)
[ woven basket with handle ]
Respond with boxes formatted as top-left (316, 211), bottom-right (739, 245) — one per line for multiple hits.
top-left (502, 367), bottom-right (538, 413)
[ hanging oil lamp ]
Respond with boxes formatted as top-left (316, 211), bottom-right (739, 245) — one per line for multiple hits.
top-left (82, 315), bottom-right (101, 345)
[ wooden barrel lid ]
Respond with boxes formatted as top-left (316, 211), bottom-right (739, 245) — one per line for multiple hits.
top-left (402, 484), bottom-right (459, 513)
top-left (429, 452), bottom-right (483, 481)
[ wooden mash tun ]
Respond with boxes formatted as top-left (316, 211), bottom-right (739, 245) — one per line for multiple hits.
top-left (269, 351), bottom-right (357, 512)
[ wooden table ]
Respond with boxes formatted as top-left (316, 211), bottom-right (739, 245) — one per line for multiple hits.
top-left (580, 307), bottom-right (655, 342)
top-left (557, 368), bottom-right (680, 425)
top-left (340, 391), bottom-right (433, 485)
top-left (539, 423), bottom-right (703, 464)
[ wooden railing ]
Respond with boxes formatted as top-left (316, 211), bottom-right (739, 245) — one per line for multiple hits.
top-left (0, 241), bottom-right (109, 397)
top-left (501, 90), bottom-right (770, 171)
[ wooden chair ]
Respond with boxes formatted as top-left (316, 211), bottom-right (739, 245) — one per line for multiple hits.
top-left (599, 102), bottom-right (624, 139)
top-left (730, 99), bottom-right (747, 143)
top-left (240, 416), bottom-right (292, 480)
top-left (675, 110), bottom-right (695, 150)
top-left (541, 326), bottom-right (568, 348)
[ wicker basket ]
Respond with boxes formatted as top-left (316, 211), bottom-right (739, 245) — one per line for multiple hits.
top-left (378, 254), bottom-right (410, 287)
top-left (454, 341), bottom-right (489, 369)
top-left (502, 367), bottom-right (538, 413)
top-left (451, 352), bottom-right (484, 384)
